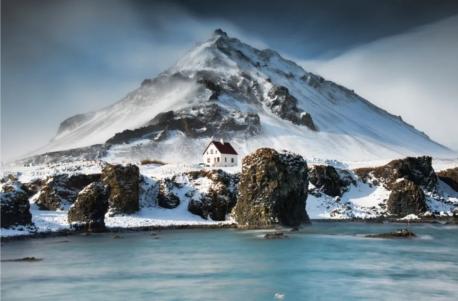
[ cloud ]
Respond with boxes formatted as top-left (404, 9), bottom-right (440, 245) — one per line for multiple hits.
top-left (300, 15), bottom-right (458, 151)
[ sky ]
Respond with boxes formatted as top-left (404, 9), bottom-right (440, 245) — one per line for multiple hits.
top-left (2, 0), bottom-right (458, 162)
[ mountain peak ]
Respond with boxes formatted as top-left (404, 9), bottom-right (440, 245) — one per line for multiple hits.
top-left (213, 28), bottom-right (228, 38)
top-left (35, 28), bottom-right (453, 162)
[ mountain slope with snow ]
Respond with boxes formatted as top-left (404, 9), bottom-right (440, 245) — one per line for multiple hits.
top-left (32, 29), bottom-right (454, 163)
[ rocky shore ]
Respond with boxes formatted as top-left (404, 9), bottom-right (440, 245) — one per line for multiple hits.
top-left (2, 149), bottom-right (458, 240)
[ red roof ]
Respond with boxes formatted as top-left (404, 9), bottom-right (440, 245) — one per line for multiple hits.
top-left (203, 141), bottom-right (238, 155)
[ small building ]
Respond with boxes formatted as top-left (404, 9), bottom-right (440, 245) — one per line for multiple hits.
top-left (203, 140), bottom-right (238, 167)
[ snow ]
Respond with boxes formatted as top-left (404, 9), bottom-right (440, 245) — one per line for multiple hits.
top-left (105, 205), bottom-right (232, 228)
top-left (400, 214), bottom-right (420, 221)
top-left (306, 181), bottom-right (390, 220)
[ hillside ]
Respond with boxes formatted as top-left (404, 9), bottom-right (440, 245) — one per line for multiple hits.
top-left (30, 29), bottom-right (453, 164)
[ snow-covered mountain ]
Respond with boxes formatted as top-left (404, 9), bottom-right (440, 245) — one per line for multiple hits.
top-left (33, 29), bottom-right (453, 163)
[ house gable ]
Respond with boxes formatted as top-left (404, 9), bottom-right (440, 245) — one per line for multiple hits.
top-left (203, 143), bottom-right (221, 155)
top-left (203, 141), bottom-right (238, 155)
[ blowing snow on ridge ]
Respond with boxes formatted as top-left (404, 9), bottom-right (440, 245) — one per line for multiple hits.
top-left (32, 29), bottom-right (453, 164)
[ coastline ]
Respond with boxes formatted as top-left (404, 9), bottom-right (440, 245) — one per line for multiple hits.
top-left (2, 217), bottom-right (456, 242)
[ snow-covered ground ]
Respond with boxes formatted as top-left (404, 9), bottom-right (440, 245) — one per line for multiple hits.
top-left (306, 181), bottom-right (391, 219)
top-left (1, 159), bottom-right (457, 238)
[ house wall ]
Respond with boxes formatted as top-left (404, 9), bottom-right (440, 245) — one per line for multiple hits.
top-left (202, 144), bottom-right (238, 167)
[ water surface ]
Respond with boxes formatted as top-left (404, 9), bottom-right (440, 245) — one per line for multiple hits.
top-left (2, 222), bottom-right (457, 300)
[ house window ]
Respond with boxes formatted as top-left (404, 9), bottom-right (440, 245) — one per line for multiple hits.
top-left (210, 149), bottom-right (213, 154)
top-left (207, 158), bottom-right (210, 163)
top-left (217, 157), bottom-right (220, 162)
top-left (231, 158), bottom-right (234, 163)
top-left (225, 157), bottom-right (227, 162)
top-left (214, 158), bottom-right (216, 163)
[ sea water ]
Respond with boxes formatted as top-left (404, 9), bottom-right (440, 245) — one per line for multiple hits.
top-left (1, 222), bottom-right (457, 301)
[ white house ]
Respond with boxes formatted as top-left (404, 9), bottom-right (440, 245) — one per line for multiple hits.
top-left (203, 140), bottom-right (238, 167)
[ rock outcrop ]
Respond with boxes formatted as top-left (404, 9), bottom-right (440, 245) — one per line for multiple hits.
top-left (102, 164), bottom-right (140, 215)
top-left (234, 148), bottom-right (309, 228)
top-left (355, 156), bottom-right (437, 191)
top-left (106, 104), bottom-right (261, 145)
top-left (366, 228), bottom-right (416, 239)
top-left (23, 178), bottom-right (45, 197)
top-left (266, 86), bottom-right (317, 130)
top-left (36, 174), bottom-right (100, 210)
top-left (186, 169), bottom-right (238, 220)
top-left (68, 182), bottom-right (109, 232)
top-left (309, 165), bottom-right (353, 197)
top-left (157, 178), bottom-right (180, 209)
top-left (0, 179), bottom-right (33, 228)
top-left (437, 167), bottom-right (458, 192)
top-left (387, 180), bottom-right (427, 216)
top-left (264, 231), bottom-right (288, 239)
top-left (354, 156), bottom-right (438, 217)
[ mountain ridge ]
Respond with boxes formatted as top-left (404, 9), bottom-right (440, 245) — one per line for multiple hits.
top-left (27, 29), bottom-right (454, 164)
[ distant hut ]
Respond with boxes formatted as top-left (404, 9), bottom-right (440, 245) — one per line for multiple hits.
top-left (202, 139), bottom-right (238, 167)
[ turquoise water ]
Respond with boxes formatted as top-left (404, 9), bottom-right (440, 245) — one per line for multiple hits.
top-left (1, 222), bottom-right (458, 301)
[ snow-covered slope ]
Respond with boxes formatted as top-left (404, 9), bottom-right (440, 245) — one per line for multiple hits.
top-left (35, 29), bottom-right (454, 163)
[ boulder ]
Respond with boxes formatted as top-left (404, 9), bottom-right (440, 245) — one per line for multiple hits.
top-left (354, 156), bottom-right (437, 190)
top-left (234, 148), bottom-right (310, 228)
top-left (157, 178), bottom-right (180, 209)
top-left (366, 229), bottom-right (416, 239)
top-left (102, 164), bottom-right (140, 215)
top-left (0, 180), bottom-right (33, 228)
top-left (68, 182), bottom-right (109, 232)
top-left (185, 169), bottom-right (238, 220)
top-left (309, 165), bottom-right (351, 197)
top-left (387, 180), bottom-right (427, 216)
top-left (36, 173), bottom-right (100, 210)
top-left (23, 178), bottom-right (45, 197)
top-left (188, 188), bottom-right (232, 221)
top-left (437, 167), bottom-right (458, 192)
top-left (264, 231), bottom-right (288, 239)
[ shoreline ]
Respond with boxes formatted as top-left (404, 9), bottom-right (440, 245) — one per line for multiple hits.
top-left (2, 217), bottom-right (457, 242)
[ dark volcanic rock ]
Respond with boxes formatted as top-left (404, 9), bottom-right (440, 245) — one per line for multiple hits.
top-left (266, 86), bottom-right (317, 131)
top-left (68, 182), bottom-right (109, 232)
top-left (354, 156), bottom-right (437, 191)
top-left (157, 178), bottom-right (180, 209)
top-left (387, 180), bottom-right (427, 216)
top-left (437, 167), bottom-right (458, 192)
top-left (366, 229), bottom-right (416, 239)
top-left (234, 148), bottom-right (310, 228)
top-left (264, 231), bottom-right (288, 239)
top-left (0, 180), bottom-right (33, 228)
top-left (186, 169), bottom-right (238, 220)
top-left (102, 164), bottom-right (140, 215)
top-left (23, 178), bottom-right (45, 197)
top-left (106, 104), bottom-right (261, 145)
top-left (36, 173), bottom-right (100, 210)
top-left (1, 257), bottom-right (43, 262)
top-left (309, 165), bottom-right (351, 197)
top-left (197, 77), bottom-right (221, 100)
